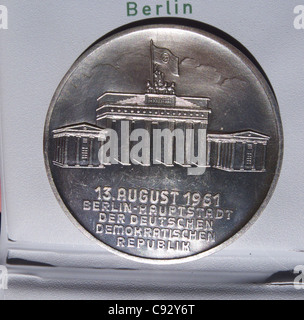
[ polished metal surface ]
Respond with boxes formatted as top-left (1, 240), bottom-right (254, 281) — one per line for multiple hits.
top-left (44, 24), bottom-right (283, 263)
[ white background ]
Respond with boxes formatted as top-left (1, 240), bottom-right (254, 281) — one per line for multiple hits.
top-left (0, 0), bottom-right (304, 299)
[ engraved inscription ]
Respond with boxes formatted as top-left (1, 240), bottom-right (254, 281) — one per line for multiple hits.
top-left (83, 187), bottom-right (234, 252)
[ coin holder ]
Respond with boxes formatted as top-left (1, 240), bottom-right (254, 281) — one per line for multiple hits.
top-left (0, 1), bottom-right (303, 299)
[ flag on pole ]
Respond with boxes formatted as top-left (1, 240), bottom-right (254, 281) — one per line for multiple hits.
top-left (151, 41), bottom-right (179, 77)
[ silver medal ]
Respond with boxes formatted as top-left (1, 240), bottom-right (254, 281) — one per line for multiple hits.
top-left (44, 24), bottom-right (283, 263)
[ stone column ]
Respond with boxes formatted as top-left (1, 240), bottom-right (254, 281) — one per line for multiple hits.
top-left (240, 142), bottom-right (246, 170)
top-left (89, 136), bottom-right (94, 167)
top-left (76, 136), bottom-right (80, 166)
top-left (252, 142), bottom-right (257, 171)
top-left (216, 141), bottom-right (222, 168)
top-left (230, 142), bottom-right (236, 170)
top-left (64, 136), bottom-right (69, 166)
top-left (207, 140), bottom-right (211, 167)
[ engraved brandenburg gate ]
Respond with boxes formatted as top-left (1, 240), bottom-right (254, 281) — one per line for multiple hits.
top-left (52, 41), bottom-right (269, 173)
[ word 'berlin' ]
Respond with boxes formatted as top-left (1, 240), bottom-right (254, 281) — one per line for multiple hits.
top-left (127, 0), bottom-right (193, 16)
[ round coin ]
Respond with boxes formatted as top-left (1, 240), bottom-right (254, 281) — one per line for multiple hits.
top-left (44, 23), bottom-right (283, 263)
